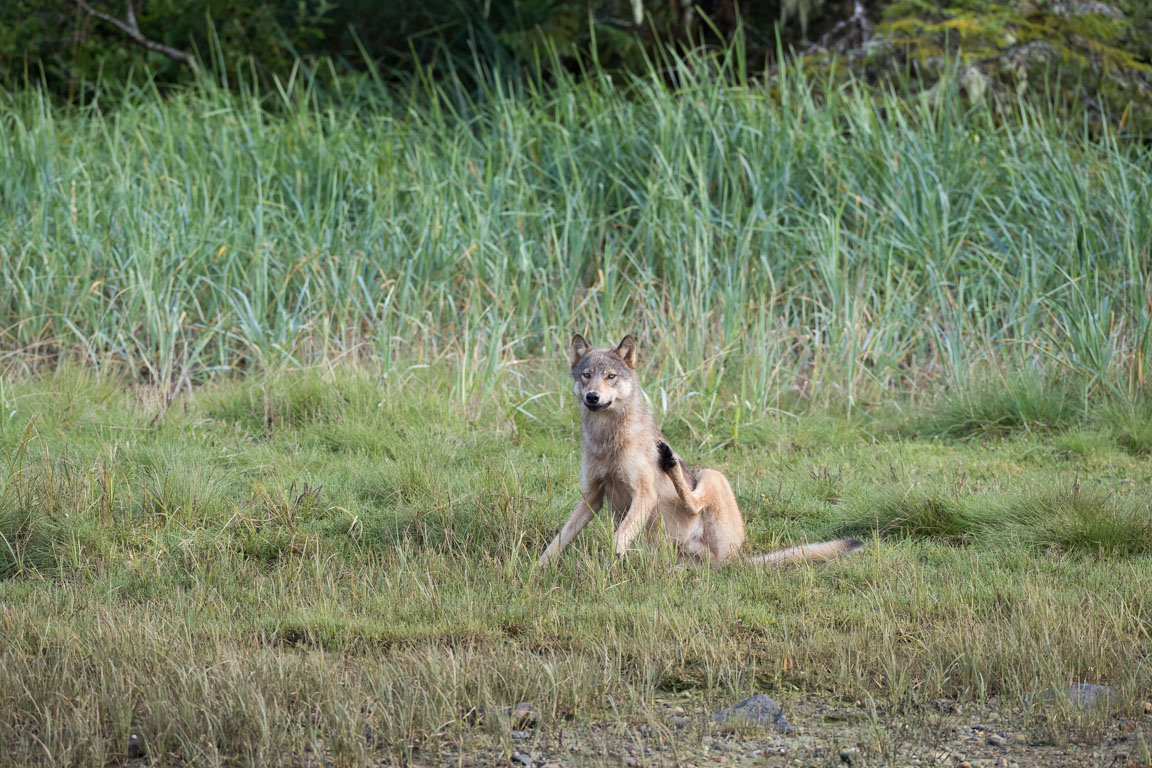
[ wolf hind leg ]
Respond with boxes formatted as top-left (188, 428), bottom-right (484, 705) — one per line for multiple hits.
top-left (694, 469), bottom-right (746, 561)
top-left (658, 441), bottom-right (705, 513)
top-left (657, 442), bottom-right (747, 561)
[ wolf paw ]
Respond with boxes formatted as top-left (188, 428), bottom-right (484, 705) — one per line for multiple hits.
top-left (657, 441), bottom-right (676, 471)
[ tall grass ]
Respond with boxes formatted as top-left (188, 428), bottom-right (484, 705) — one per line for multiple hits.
top-left (1, 48), bottom-right (1150, 410)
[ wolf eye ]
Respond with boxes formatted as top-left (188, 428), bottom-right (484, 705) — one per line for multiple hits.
top-left (606, 373), bottom-right (616, 380)
top-left (582, 372), bottom-right (591, 379)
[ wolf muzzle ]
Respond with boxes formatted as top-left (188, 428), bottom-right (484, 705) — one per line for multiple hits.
top-left (583, 391), bottom-right (611, 411)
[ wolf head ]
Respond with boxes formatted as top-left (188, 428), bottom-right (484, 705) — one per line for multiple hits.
top-left (569, 334), bottom-right (639, 414)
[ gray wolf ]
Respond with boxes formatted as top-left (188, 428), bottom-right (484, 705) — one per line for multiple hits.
top-left (537, 334), bottom-right (864, 568)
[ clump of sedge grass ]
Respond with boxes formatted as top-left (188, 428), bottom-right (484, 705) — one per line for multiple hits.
top-left (1012, 487), bottom-right (1152, 557)
top-left (1102, 400), bottom-right (1152, 457)
top-left (835, 487), bottom-right (996, 544)
top-left (917, 377), bottom-right (1083, 439)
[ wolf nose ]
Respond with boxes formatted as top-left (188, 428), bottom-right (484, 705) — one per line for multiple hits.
top-left (584, 392), bottom-right (600, 405)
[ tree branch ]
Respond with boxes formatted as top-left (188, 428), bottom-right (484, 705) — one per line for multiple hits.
top-left (796, 0), bottom-right (873, 56)
top-left (75, 0), bottom-right (196, 69)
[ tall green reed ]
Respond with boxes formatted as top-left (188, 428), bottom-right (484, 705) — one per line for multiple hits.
top-left (0, 44), bottom-right (1148, 410)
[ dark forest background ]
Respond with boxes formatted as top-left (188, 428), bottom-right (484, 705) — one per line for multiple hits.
top-left (2, 0), bottom-right (1149, 130)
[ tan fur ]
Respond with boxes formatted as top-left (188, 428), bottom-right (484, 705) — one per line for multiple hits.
top-left (537, 334), bottom-right (864, 569)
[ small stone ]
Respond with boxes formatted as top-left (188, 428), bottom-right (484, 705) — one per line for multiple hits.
top-left (672, 716), bottom-right (690, 728)
top-left (987, 733), bottom-right (1008, 747)
top-left (511, 752), bottom-right (533, 767)
top-left (840, 747), bottom-right (857, 763)
top-left (813, 747), bottom-right (828, 758)
top-left (1143, 701), bottom-right (1152, 714)
top-left (510, 730), bottom-right (530, 740)
top-left (673, 705), bottom-right (686, 716)
top-left (959, 762), bottom-right (972, 768)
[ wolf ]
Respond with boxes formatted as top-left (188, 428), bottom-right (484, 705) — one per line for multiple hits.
top-left (537, 334), bottom-right (863, 569)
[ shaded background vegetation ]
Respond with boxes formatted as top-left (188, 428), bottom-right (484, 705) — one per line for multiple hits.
top-left (2, 0), bottom-right (1149, 130)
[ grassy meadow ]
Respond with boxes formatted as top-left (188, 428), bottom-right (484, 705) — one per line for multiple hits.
top-left (2, 366), bottom-right (1152, 766)
top-left (2, 49), bottom-right (1152, 766)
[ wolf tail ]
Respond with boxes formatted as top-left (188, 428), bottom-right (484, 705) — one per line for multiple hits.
top-left (748, 538), bottom-right (865, 566)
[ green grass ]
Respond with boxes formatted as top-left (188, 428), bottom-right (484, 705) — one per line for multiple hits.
top-left (0, 366), bottom-right (1150, 765)
top-left (0, 47), bottom-right (1150, 409)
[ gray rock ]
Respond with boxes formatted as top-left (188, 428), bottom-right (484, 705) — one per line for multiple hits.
top-left (1000, 41), bottom-right (1057, 82)
top-left (987, 733), bottom-right (1008, 747)
top-left (511, 751), bottom-right (533, 766)
top-left (1053, 0), bottom-right (1124, 18)
top-left (1023, 683), bottom-right (1116, 710)
top-left (961, 66), bottom-right (990, 103)
top-left (1065, 683), bottom-right (1114, 707)
top-left (507, 702), bottom-right (537, 727)
top-left (710, 694), bottom-right (792, 733)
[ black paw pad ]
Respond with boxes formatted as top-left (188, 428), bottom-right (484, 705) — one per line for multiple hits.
top-left (657, 441), bottom-right (676, 471)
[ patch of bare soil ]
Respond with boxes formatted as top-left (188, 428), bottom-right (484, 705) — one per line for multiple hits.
top-left (424, 693), bottom-right (1152, 768)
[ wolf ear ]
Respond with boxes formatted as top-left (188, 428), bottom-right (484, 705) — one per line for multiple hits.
top-left (614, 335), bottom-right (637, 368)
top-left (571, 334), bottom-right (590, 367)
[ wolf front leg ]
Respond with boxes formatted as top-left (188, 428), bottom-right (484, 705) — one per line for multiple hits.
top-left (613, 490), bottom-right (656, 558)
top-left (538, 491), bottom-right (602, 568)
